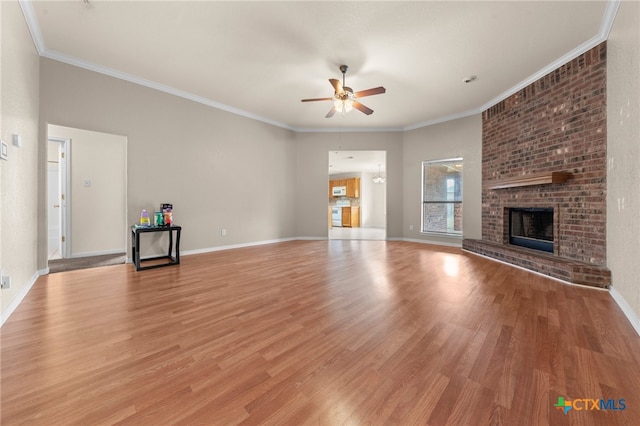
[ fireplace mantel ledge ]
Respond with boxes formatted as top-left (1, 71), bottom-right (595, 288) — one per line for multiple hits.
top-left (487, 171), bottom-right (571, 190)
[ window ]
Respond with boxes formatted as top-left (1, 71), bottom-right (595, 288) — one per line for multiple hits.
top-left (422, 158), bottom-right (463, 235)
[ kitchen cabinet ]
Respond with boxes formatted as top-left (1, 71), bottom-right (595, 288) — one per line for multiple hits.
top-left (341, 206), bottom-right (360, 227)
top-left (346, 178), bottom-right (360, 198)
top-left (329, 178), bottom-right (360, 198)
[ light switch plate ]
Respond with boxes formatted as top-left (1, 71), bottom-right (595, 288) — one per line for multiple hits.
top-left (12, 134), bottom-right (22, 148)
top-left (0, 140), bottom-right (7, 160)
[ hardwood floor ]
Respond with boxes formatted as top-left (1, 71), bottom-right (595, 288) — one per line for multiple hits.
top-left (1, 240), bottom-right (639, 425)
top-left (328, 226), bottom-right (386, 240)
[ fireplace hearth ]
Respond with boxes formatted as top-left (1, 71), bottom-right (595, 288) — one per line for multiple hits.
top-left (509, 208), bottom-right (554, 253)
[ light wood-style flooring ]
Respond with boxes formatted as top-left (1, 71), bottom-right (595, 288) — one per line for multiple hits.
top-left (2, 240), bottom-right (639, 425)
top-left (328, 226), bottom-right (386, 240)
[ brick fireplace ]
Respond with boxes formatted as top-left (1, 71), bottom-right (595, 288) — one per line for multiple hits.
top-left (462, 42), bottom-right (611, 288)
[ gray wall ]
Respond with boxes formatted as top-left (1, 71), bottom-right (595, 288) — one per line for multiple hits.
top-left (607, 0), bottom-right (640, 331)
top-left (39, 58), bottom-right (298, 269)
top-left (294, 132), bottom-right (403, 238)
top-left (402, 115), bottom-right (483, 244)
top-left (1, 0), bottom-right (40, 317)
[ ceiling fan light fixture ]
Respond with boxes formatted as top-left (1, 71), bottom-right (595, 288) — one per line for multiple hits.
top-left (301, 65), bottom-right (384, 118)
top-left (334, 96), bottom-right (354, 115)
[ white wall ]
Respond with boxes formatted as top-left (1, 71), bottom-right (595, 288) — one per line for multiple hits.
top-left (38, 59), bottom-right (298, 268)
top-left (0, 0), bottom-right (40, 319)
top-left (606, 0), bottom-right (640, 333)
top-left (360, 171), bottom-right (386, 228)
top-left (402, 115), bottom-right (482, 245)
top-left (48, 125), bottom-right (127, 257)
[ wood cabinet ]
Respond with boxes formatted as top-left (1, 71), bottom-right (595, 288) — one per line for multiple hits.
top-left (346, 178), bottom-right (360, 198)
top-left (341, 206), bottom-right (360, 227)
top-left (329, 178), bottom-right (360, 198)
top-left (352, 206), bottom-right (360, 227)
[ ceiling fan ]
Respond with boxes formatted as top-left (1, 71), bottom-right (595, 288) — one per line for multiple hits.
top-left (301, 65), bottom-right (386, 118)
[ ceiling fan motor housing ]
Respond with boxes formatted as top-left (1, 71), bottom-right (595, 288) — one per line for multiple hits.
top-left (336, 87), bottom-right (354, 100)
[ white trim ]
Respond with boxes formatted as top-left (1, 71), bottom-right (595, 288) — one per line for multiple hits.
top-left (47, 137), bottom-right (71, 258)
top-left (402, 237), bottom-right (462, 248)
top-left (599, 0), bottom-right (621, 39)
top-left (609, 286), bottom-right (640, 337)
top-left (41, 49), bottom-right (296, 132)
top-left (18, 0), bottom-right (45, 54)
top-left (1, 272), bottom-right (40, 327)
top-left (293, 126), bottom-right (405, 133)
top-left (18, 0), bottom-right (622, 133)
top-left (403, 109), bottom-right (480, 132)
top-left (181, 237), bottom-right (298, 256)
top-left (462, 249), bottom-right (609, 291)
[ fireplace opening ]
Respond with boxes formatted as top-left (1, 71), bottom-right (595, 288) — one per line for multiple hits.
top-left (509, 208), bottom-right (554, 253)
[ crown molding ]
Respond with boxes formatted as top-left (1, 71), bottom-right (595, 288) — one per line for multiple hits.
top-left (18, 0), bottom-right (45, 54)
top-left (19, 0), bottom-right (621, 134)
top-left (40, 49), bottom-right (296, 131)
top-left (475, 0), bottom-right (620, 121)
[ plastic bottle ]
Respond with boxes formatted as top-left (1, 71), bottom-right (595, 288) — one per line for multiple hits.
top-left (140, 209), bottom-right (150, 226)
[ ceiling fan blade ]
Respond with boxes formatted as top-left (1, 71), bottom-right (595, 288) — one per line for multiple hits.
top-left (353, 101), bottom-right (373, 115)
top-left (329, 78), bottom-right (343, 94)
top-left (301, 97), bottom-right (333, 102)
top-left (325, 107), bottom-right (337, 118)
top-left (354, 86), bottom-right (386, 98)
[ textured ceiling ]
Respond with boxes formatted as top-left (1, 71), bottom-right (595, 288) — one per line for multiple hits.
top-left (25, 1), bottom-right (613, 132)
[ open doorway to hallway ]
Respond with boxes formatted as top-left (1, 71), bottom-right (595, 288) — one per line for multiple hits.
top-left (328, 150), bottom-right (386, 240)
top-left (47, 124), bottom-right (128, 270)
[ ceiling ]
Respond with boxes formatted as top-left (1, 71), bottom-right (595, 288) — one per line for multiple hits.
top-left (329, 150), bottom-right (386, 175)
top-left (24, 1), bottom-right (613, 132)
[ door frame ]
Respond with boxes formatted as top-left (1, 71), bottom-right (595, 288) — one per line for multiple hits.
top-left (48, 137), bottom-right (71, 258)
top-left (328, 150), bottom-right (387, 239)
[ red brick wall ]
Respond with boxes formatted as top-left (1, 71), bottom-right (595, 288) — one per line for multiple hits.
top-left (481, 42), bottom-right (607, 265)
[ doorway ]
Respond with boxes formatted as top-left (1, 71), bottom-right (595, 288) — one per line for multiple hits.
top-left (328, 150), bottom-right (386, 240)
top-left (47, 138), bottom-right (69, 259)
top-left (47, 124), bottom-right (128, 269)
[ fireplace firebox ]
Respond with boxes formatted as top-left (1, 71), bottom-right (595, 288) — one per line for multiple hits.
top-left (509, 208), bottom-right (554, 253)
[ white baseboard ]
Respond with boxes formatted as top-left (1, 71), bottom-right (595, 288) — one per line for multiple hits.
top-left (401, 237), bottom-right (463, 248)
top-left (181, 237), bottom-right (299, 256)
top-left (609, 286), bottom-right (640, 337)
top-left (1, 271), bottom-right (40, 327)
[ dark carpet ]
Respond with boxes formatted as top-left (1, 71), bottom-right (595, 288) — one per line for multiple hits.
top-left (48, 253), bottom-right (127, 273)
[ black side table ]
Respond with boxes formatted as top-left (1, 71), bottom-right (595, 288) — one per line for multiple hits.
top-left (131, 225), bottom-right (182, 271)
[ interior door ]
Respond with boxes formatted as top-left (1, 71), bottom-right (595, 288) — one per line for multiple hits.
top-left (47, 161), bottom-right (61, 259)
top-left (48, 137), bottom-right (70, 259)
